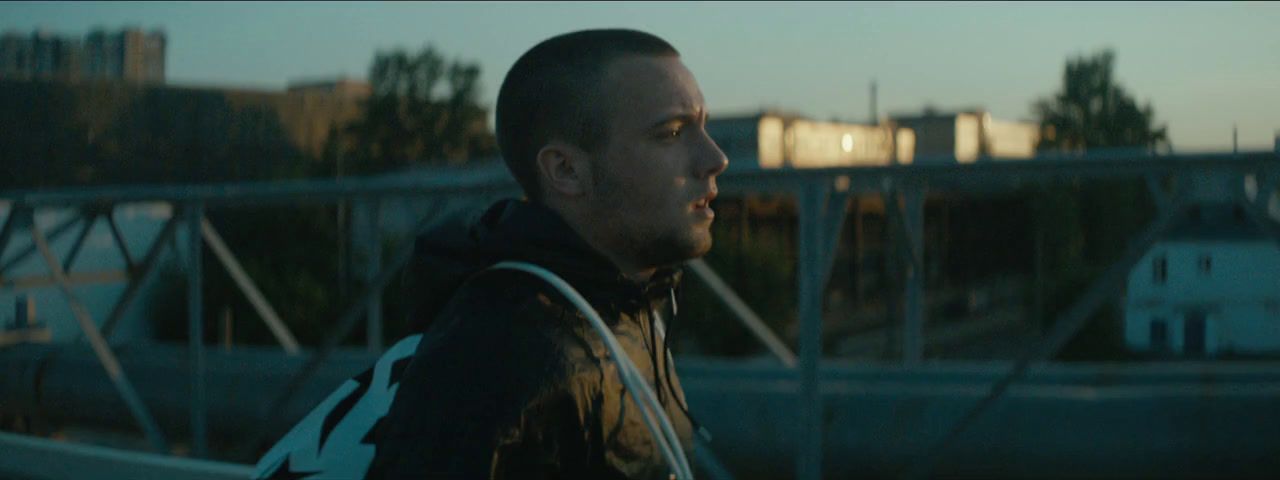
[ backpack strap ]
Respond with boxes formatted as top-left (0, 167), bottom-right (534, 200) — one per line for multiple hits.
top-left (486, 261), bottom-right (693, 480)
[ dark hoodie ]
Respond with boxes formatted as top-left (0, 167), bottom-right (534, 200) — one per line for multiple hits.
top-left (368, 199), bottom-right (696, 479)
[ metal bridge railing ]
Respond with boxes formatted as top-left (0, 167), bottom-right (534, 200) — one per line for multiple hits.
top-left (1, 149), bottom-right (1277, 479)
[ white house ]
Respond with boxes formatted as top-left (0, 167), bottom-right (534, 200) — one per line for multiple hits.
top-left (1124, 203), bottom-right (1280, 356)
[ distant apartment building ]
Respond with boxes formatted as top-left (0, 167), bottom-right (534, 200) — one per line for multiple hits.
top-left (890, 108), bottom-right (1040, 163)
top-left (0, 28), bottom-right (165, 83)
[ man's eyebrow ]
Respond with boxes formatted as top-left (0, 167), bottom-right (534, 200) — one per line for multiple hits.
top-left (647, 109), bottom-right (708, 130)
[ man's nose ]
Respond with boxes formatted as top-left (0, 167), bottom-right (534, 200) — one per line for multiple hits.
top-left (695, 134), bottom-right (729, 179)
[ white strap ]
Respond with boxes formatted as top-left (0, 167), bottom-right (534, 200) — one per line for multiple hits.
top-left (487, 261), bottom-right (694, 480)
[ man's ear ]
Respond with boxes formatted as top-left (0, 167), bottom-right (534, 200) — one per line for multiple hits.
top-left (535, 142), bottom-right (590, 198)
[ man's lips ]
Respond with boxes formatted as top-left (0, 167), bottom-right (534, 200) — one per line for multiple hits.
top-left (691, 191), bottom-right (717, 219)
top-left (691, 190), bottom-right (717, 209)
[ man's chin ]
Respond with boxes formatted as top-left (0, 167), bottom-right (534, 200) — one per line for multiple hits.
top-left (684, 231), bottom-right (714, 260)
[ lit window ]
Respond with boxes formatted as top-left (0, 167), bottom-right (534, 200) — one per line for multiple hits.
top-left (841, 133), bottom-right (854, 153)
top-left (1153, 255), bottom-right (1167, 284)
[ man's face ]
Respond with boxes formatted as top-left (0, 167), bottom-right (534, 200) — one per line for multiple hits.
top-left (583, 55), bottom-right (729, 270)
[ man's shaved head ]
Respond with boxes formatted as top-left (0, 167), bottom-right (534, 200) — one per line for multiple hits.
top-left (495, 29), bottom-right (679, 202)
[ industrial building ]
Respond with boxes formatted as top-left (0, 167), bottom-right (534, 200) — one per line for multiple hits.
top-left (890, 108), bottom-right (1040, 163)
top-left (706, 108), bottom-right (1039, 170)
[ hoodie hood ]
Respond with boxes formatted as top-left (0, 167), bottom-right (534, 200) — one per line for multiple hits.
top-left (402, 198), bottom-right (682, 331)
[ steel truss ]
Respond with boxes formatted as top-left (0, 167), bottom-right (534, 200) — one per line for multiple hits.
top-left (1, 149), bottom-right (1277, 479)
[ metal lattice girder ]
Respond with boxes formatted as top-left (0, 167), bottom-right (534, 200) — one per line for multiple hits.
top-left (28, 216), bottom-right (169, 453)
top-left (0, 206), bottom-right (81, 275)
top-left (96, 211), bottom-right (180, 339)
top-left (901, 194), bottom-right (1192, 480)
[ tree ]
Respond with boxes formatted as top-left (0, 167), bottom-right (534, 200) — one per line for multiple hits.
top-left (1028, 49), bottom-right (1165, 360)
top-left (336, 46), bottom-right (498, 175)
top-left (1033, 49), bottom-right (1169, 153)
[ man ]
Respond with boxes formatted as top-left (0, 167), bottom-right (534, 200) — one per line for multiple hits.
top-left (368, 29), bottom-right (729, 479)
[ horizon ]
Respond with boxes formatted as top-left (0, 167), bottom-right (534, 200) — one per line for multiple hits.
top-left (1, 1), bottom-right (1276, 151)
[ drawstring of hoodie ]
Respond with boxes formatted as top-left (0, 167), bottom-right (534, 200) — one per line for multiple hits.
top-left (654, 287), bottom-right (712, 444)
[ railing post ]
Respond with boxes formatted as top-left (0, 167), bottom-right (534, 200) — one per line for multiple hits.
top-left (186, 202), bottom-right (207, 457)
top-left (796, 182), bottom-right (829, 480)
top-left (902, 187), bottom-right (925, 365)
top-left (366, 197), bottom-right (383, 353)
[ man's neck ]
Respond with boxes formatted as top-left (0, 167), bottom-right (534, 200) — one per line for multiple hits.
top-left (548, 200), bottom-right (656, 284)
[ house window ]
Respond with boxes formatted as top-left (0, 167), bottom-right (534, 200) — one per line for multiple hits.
top-left (1153, 255), bottom-right (1168, 285)
top-left (1198, 255), bottom-right (1211, 276)
top-left (1150, 318), bottom-right (1168, 351)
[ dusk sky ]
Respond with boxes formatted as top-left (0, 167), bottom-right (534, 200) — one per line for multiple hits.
top-left (3, 1), bottom-right (1276, 151)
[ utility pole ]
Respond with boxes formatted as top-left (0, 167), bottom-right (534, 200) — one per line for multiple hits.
top-left (1233, 123), bottom-right (1238, 154)
top-left (870, 79), bottom-right (878, 124)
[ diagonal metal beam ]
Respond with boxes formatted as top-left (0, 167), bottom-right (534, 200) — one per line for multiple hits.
top-left (693, 437), bottom-right (737, 480)
top-left (0, 204), bottom-right (28, 273)
top-left (1145, 173), bottom-right (1173, 212)
top-left (686, 258), bottom-right (797, 367)
top-left (900, 196), bottom-right (1189, 480)
top-left (97, 212), bottom-right (181, 340)
top-left (29, 217), bottom-right (169, 453)
top-left (200, 217), bottom-right (301, 355)
top-left (818, 187), bottom-right (853, 290)
top-left (1238, 195), bottom-right (1280, 250)
top-left (62, 211), bottom-right (100, 272)
top-left (1254, 169), bottom-right (1279, 212)
top-left (106, 209), bottom-right (136, 272)
top-left (883, 189), bottom-right (924, 275)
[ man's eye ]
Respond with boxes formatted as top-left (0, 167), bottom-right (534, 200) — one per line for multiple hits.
top-left (659, 127), bottom-right (682, 139)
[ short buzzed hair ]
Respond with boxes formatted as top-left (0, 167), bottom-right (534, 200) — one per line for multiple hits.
top-left (495, 29), bottom-right (679, 202)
